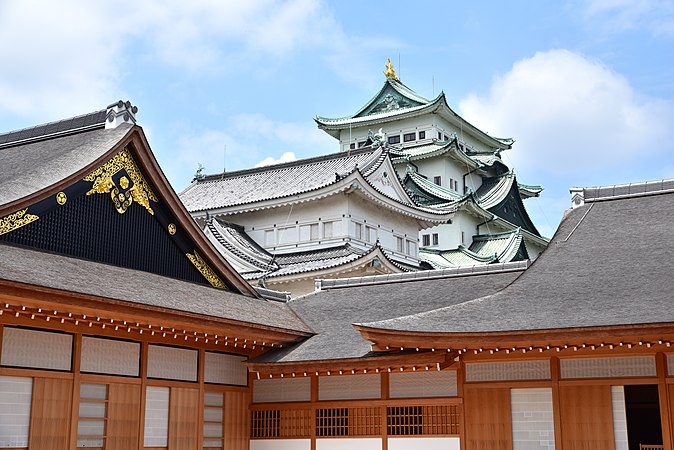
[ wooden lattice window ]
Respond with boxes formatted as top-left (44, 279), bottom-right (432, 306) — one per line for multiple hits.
top-left (387, 405), bottom-right (460, 436)
top-left (316, 408), bottom-right (348, 437)
top-left (203, 391), bottom-right (224, 449)
top-left (251, 409), bottom-right (280, 438)
top-left (348, 407), bottom-right (381, 436)
top-left (78, 383), bottom-right (108, 448)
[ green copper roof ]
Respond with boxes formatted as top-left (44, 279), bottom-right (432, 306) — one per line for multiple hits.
top-left (419, 228), bottom-right (526, 269)
top-left (518, 182), bottom-right (544, 199)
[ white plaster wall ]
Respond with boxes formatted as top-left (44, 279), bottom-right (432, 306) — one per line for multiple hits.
top-left (422, 212), bottom-right (480, 250)
top-left (338, 116), bottom-right (435, 151)
top-left (228, 196), bottom-right (349, 253)
top-left (347, 195), bottom-right (420, 264)
top-left (317, 438), bottom-right (382, 450)
top-left (525, 239), bottom-right (546, 262)
top-left (251, 439), bottom-right (311, 450)
top-left (411, 157), bottom-right (467, 194)
top-left (388, 437), bottom-right (460, 450)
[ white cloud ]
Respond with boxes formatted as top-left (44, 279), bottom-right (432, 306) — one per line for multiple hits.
top-left (459, 49), bottom-right (673, 177)
top-left (0, 0), bottom-right (379, 118)
top-left (255, 152), bottom-right (298, 167)
top-left (583, 0), bottom-right (674, 36)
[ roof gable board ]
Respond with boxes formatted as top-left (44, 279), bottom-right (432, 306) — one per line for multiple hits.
top-left (0, 124), bottom-right (258, 296)
top-left (354, 80), bottom-right (428, 118)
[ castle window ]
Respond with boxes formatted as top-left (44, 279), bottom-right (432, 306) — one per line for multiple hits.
top-left (396, 236), bottom-right (404, 252)
top-left (388, 135), bottom-right (401, 144)
top-left (433, 176), bottom-right (441, 186)
top-left (349, 143), bottom-right (355, 150)
top-left (419, 130), bottom-right (425, 139)
top-left (403, 132), bottom-right (415, 142)
top-left (437, 132), bottom-right (442, 140)
top-left (432, 233), bottom-right (439, 246)
top-left (422, 234), bottom-right (430, 246)
top-left (355, 223), bottom-right (363, 240)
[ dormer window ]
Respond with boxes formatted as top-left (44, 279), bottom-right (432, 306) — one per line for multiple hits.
top-left (433, 176), bottom-right (441, 186)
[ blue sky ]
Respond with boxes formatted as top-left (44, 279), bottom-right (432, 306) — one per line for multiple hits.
top-left (1, 0), bottom-right (673, 237)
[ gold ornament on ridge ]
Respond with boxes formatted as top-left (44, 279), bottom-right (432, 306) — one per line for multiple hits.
top-left (0, 209), bottom-right (39, 236)
top-left (384, 58), bottom-right (398, 80)
top-left (168, 223), bottom-right (176, 235)
top-left (84, 147), bottom-right (158, 215)
top-left (186, 250), bottom-right (226, 289)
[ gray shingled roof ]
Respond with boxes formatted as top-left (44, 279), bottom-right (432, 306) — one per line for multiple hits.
top-left (0, 241), bottom-right (311, 333)
top-left (179, 148), bottom-right (379, 212)
top-left (252, 264), bottom-right (524, 363)
top-left (364, 188), bottom-right (674, 332)
top-left (0, 123), bottom-right (132, 206)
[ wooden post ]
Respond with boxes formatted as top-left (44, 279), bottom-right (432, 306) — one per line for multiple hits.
top-left (137, 341), bottom-right (148, 450)
top-left (68, 333), bottom-right (82, 450)
top-left (310, 374), bottom-right (318, 450)
top-left (381, 371), bottom-right (389, 450)
top-left (550, 356), bottom-right (564, 450)
top-left (656, 353), bottom-right (672, 450)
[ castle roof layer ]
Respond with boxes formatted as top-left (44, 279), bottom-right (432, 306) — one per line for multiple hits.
top-left (251, 262), bottom-right (526, 364)
top-left (360, 180), bottom-right (674, 335)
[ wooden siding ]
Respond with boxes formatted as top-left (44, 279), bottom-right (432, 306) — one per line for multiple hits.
top-left (107, 382), bottom-right (141, 450)
top-left (559, 385), bottom-right (615, 450)
top-left (464, 386), bottom-right (512, 450)
top-left (224, 390), bottom-right (250, 450)
top-left (29, 377), bottom-right (72, 450)
top-left (168, 387), bottom-right (199, 450)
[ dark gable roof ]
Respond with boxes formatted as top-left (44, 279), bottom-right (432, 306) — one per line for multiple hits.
top-left (180, 148), bottom-right (379, 212)
top-left (252, 263), bottom-right (525, 363)
top-left (0, 121), bottom-right (132, 206)
top-left (0, 241), bottom-right (311, 333)
top-left (364, 184), bottom-right (674, 333)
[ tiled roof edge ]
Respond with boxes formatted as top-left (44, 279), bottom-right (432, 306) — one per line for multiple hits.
top-left (314, 260), bottom-right (528, 290)
top-left (573, 179), bottom-right (674, 205)
top-left (0, 110), bottom-right (107, 149)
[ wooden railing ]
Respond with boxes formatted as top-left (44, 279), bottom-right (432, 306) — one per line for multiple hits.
top-left (251, 399), bottom-right (461, 439)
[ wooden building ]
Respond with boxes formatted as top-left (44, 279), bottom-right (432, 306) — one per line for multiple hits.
top-left (1, 100), bottom-right (674, 450)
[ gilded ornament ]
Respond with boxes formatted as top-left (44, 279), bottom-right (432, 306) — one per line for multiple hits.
top-left (186, 251), bottom-right (226, 289)
top-left (84, 147), bottom-right (158, 215)
top-left (383, 58), bottom-right (398, 80)
top-left (0, 209), bottom-right (39, 236)
top-left (56, 191), bottom-right (67, 205)
top-left (168, 223), bottom-right (176, 235)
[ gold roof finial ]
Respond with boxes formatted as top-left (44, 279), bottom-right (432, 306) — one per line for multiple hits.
top-left (384, 58), bottom-right (398, 80)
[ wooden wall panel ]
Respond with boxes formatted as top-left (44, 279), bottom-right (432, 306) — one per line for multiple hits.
top-left (28, 377), bottom-right (72, 450)
top-left (107, 383), bottom-right (141, 450)
top-left (224, 390), bottom-right (250, 450)
top-left (464, 386), bottom-right (512, 450)
top-left (559, 385), bottom-right (614, 450)
top-left (169, 387), bottom-right (199, 450)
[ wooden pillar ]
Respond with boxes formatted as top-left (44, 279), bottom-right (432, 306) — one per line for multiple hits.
top-left (656, 353), bottom-right (673, 450)
top-left (198, 348), bottom-right (205, 450)
top-left (68, 333), bottom-right (82, 450)
top-left (457, 360), bottom-right (466, 450)
top-left (381, 371), bottom-right (389, 450)
top-left (137, 341), bottom-right (149, 450)
top-left (310, 374), bottom-right (318, 450)
top-left (550, 356), bottom-right (564, 450)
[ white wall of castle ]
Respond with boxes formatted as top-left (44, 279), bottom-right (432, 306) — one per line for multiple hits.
top-left (218, 193), bottom-right (421, 266)
top-left (337, 113), bottom-right (495, 155)
top-left (420, 210), bottom-right (482, 250)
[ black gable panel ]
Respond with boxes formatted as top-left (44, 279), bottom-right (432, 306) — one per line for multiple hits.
top-left (1, 182), bottom-right (208, 286)
top-left (488, 184), bottom-right (541, 236)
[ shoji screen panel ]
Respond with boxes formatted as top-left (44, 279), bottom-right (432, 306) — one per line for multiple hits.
top-left (80, 337), bottom-right (140, 377)
top-left (559, 385), bottom-right (614, 450)
top-left (464, 386), bottom-right (512, 450)
top-left (389, 370), bottom-right (457, 398)
top-left (204, 352), bottom-right (247, 386)
top-left (29, 378), bottom-right (72, 450)
top-left (0, 376), bottom-right (32, 448)
top-left (253, 377), bottom-right (311, 403)
top-left (1, 327), bottom-right (72, 371)
top-left (147, 345), bottom-right (198, 382)
top-left (318, 374), bottom-right (381, 401)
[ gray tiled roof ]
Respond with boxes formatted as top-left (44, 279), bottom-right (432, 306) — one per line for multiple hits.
top-left (252, 264), bottom-right (524, 363)
top-left (180, 148), bottom-right (379, 212)
top-left (0, 241), bottom-right (311, 333)
top-left (0, 123), bottom-right (132, 206)
top-left (364, 187), bottom-right (674, 332)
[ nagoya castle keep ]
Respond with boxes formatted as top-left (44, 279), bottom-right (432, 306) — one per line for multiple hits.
top-left (180, 60), bottom-right (548, 296)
